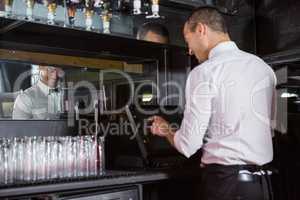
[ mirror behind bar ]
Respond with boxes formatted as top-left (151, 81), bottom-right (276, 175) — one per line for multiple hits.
top-left (0, 120), bottom-right (76, 138)
top-left (0, 48), bottom-right (168, 172)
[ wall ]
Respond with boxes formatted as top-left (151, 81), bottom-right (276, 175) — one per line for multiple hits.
top-left (256, 0), bottom-right (300, 56)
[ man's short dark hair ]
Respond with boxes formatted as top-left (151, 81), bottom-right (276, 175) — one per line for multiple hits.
top-left (137, 22), bottom-right (169, 42)
top-left (186, 6), bottom-right (228, 34)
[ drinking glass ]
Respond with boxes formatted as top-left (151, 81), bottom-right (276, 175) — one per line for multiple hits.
top-left (65, 136), bottom-right (73, 178)
top-left (49, 136), bottom-right (58, 179)
top-left (77, 136), bottom-right (85, 177)
top-left (16, 137), bottom-right (25, 182)
top-left (45, 136), bottom-right (52, 180)
top-left (89, 135), bottom-right (98, 176)
top-left (2, 138), bottom-right (12, 184)
top-left (31, 136), bottom-right (38, 181)
top-left (0, 138), bottom-right (5, 184)
top-left (98, 136), bottom-right (105, 175)
top-left (58, 136), bottom-right (68, 178)
top-left (72, 136), bottom-right (79, 177)
top-left (23, 136), bottom-right (32, 181)
top-left (36, 136), bottom-right (46, 180)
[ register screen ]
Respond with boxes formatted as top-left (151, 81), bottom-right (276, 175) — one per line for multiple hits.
top-left (130, 105), bottom-right (183, 156)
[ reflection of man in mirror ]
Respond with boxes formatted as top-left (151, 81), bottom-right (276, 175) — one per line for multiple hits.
top-left (137, 22), bottom-right (170, 44)
top-left (12, 66), bottom-right (64, 120)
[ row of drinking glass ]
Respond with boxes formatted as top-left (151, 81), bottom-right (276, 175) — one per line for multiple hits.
top-left (0, 135), bottom-right (105, 185)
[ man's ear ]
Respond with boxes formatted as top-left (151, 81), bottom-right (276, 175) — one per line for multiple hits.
top-left (196, 22), bottom-right (206, 36)
top-left (39, 65), bottom-right (47, 71)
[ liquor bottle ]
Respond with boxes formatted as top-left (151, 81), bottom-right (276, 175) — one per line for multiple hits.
top-left (110, 0), bottom-right (122, 13)
top-left (93, 0), bottom-right (102, 15)
top-left (4, 0), bottom-right (14, 17)
top-left (97, 0), bottom-right (111, 33)
top-left (93, 0), bottom-right (102, 8)
top-left (133, 0), bottom-right (141, 15)
top-left (113, 0), bottom-right (131, 14)
top-left (146, 0), bottom-right (160, 18)
top-left (66, 0), bottom-right (82, 26)
top-left (84, 0), bottom-right (94, 31)
top-left (84, 8), bottom-right (94, 30)
top-left (46, 0), bottom-right (57, 25)
top-left (84, 0), bottom-right (94, 8)
top-left (101, 12), bottom-right (111, 34)
top-left (25, 0), bottom-right (35, 21)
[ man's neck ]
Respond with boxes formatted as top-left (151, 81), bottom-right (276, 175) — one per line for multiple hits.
top-left (207, 34), bottom-right (231, 54)
top-left (40, 79), bottom-right (56, 89)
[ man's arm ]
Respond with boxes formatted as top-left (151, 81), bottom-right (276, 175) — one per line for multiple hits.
top-left (150, 115), bottom-right (176, 146)
top-left (150, 66), bottom-right (214, 158)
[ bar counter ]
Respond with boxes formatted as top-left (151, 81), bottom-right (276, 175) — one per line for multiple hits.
top-left (0, 167), bottom-right (201, 198)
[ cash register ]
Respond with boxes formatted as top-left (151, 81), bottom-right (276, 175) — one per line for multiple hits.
top-left (110, 105), bottom-right (187, 169)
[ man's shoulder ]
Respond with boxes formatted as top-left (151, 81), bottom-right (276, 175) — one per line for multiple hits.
top-left (22, 84), bottom-right (43, 96)
top-left (238, 49), bottom-right (264, 62)
top-left (191, 59), bottom-right (212, 71)
top-left (215, 48), bottom-right (271, 71)
top-left (17, 84), bottom-right (43, 101)
top-left (238, 50), bottom-right (274, 71)
top-left (192, 58), bottom-right (220, 74)
top-left (188, 61), bottom-right (214, 82)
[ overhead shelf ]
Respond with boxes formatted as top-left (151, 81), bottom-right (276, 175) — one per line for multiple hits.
top-left (0, 16), bottom-right (169, 64)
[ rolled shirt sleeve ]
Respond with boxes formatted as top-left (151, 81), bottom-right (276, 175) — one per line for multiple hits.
top-left (174, 64), bottom-right (215, 158)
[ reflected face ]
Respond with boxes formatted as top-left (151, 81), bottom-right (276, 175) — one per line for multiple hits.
top-left (183, 23), bottom-right (209, 62)
top-left (144, 31), bottom-right (169, 44)
top-left (39, 66), bottom-right (64, 88)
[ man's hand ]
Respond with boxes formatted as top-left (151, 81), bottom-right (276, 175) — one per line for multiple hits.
top-left (149, 116), bottom-right (176, 146)
top-left (149, 116), bottom-right (172, 137)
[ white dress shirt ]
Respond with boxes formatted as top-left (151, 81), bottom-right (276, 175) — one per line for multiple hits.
top-left (13, 81), bottom-right (62, 120)
top-left (174, 41), bottom-right (277, 166)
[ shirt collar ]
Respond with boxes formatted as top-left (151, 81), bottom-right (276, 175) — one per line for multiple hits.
top-left (37, 80), bottom-right (51, 96)
top-left (208, 41), bottom-right (238, 59)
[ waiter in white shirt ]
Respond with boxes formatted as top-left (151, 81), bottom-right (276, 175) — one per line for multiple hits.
top-left (150, 7), bottom-right (276, 200)
top-left (13, 66), bottom-right (64, 120)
